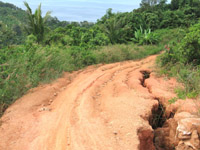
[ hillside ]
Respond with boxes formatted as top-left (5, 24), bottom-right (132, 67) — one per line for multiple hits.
top-left (0, 1), bottom-right (27, 29)
top-left (0, 1), bottom-right (27, 27)
top-left (0, 1), bottom-right (27, 45)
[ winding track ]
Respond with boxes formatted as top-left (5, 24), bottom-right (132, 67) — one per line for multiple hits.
top-left (0, 55), bottom-right (175, 150)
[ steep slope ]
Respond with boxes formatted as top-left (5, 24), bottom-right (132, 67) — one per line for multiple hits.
top-left (0, 1), bottom-right (27, 27)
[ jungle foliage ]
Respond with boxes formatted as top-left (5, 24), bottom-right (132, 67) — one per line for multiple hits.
top-left (1, 0), bottom-right (200, 48)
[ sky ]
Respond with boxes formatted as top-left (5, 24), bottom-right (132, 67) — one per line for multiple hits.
top-left (1, 0), bottom-right (141, 22)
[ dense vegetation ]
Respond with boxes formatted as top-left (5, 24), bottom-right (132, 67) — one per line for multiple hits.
top-left (0, 1), bottom-right (27, 46)
top-left (158, 21), bottom-right (200, 100)
top-left (0, 0), bottom-right (200, 115)
top-left (0, 1), bottom-right (27, 27)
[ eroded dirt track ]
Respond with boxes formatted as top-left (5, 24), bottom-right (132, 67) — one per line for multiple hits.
top-left (0, 55), bottom-right (182, 150)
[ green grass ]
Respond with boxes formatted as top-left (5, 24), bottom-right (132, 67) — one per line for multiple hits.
top-left (168, 97), bottom-right (178, 104)
top-left (0, 45), bottom-right (75, 116)
top-left (154, 28), bottom-right (186, 45)
top-left (95, 44), bottom-right (163, 64)
top-left (158, 62), bottom-right (200, 100)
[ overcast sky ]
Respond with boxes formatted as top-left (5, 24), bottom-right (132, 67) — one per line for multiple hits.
top-left (1, 0), bottom-right (141, 22)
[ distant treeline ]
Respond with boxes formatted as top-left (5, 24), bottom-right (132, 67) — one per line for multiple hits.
top-left (0, 0), bottom-right (200, 48)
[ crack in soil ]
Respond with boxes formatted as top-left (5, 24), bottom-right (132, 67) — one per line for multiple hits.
top-left (140, 70), bottom-right (151, 88)
top-left (150, 98), bottom-right (166, 130)
top-left (138, 70), bottom-right (173, 150)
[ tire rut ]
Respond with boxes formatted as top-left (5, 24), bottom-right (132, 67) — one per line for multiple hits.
top-left (0, 55), bottom-right (171, 150)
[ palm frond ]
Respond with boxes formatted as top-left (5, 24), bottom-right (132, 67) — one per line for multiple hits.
top-left (24, 1), bottom-right (32, 15)
top-left (43, 11), bottom-right (52, 23)
top-left (24, 2), bottom-right (48, 43)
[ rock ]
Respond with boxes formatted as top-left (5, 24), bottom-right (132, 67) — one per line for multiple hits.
top-left (176, 142), bottom-right (194, 150)
top-left (38, 107), bottom-right (51, 112)
top-left (153, 111), bottom-right (200, 150)
top-left (174, 112), bottom-right (194, 121)
top-left (172, 99), bottom-right (200, 114)
top-left (113, 131), bottom-right (118, 135)
top-left (175, 116), bottom-right (200, 150)
top-left (190, 130), bottom-right (200, 149)
top-left (176, 118), bottom-right (200, 139)
top-left (166, 118), bottom-right (179, 147)
top-left (177, 132), bottom-right (191, 140)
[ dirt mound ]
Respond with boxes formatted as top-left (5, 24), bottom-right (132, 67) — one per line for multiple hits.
top-left (0, 55), bottom-right (199, 150)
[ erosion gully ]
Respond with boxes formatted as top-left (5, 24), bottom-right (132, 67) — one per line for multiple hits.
top-left (139, 71), bottom-right (174, 150)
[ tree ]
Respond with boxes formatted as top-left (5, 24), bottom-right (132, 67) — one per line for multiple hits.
top-left (140, 0), bottom-right (162, 7)
top-left (101, 16), bottom-right (130, 44)
top-left (24, 2), bottom-right (51, 43)
top-left (171, 0), bottom-right (196, 9)
top-left (0, 22), bottom-right (16, 48)
top-left (97, 8), bottom-right (114, 24)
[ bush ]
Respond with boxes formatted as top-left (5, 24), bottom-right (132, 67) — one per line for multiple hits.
top-left (88, 33), bottom-right (110, 46)
top-left (159, 21), bottom-right (200, 66)
top-left (178, 21), bottom-right (200, 64)
top-left (131, 26), bottom-right (159, 45)
top-left (0, 44), bottom-right (74, 115)
top-left (69, 46), bottom-right (97, 67)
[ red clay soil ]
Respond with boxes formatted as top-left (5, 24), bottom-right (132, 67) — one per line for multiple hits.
top-left (0, 55), bottom-right (199, 150)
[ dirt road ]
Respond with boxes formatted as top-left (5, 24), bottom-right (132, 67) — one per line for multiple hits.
top-left (0, 55), bottom-right (181, 150)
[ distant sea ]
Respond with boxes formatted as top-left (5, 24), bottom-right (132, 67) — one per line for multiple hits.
top-left (2, 0), bottom-right (140, 22)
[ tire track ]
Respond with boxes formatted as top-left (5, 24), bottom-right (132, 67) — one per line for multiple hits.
top-left (0, 55), bottom-right (163, 150)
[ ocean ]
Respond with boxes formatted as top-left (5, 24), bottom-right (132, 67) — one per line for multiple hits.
top-left (1, 0), bottom-right (140, 22)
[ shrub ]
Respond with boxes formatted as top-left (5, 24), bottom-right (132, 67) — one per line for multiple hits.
top-left (0, 44), bottom-right (75, 115)
top-left (159, 21), bottom-right (200, 66)
top-left (88, 33), bottom-right (110, 46)
top-left (131, 26), bottom-right (159, 45)
top-left (69, 46), bottom-right (97, 67)
top-left (178, 21), bottom-right (200, 64)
